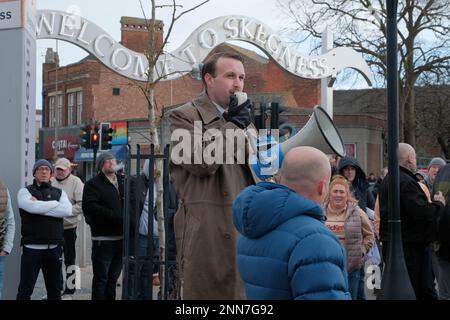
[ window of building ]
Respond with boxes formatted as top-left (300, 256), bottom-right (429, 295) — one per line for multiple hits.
top-left (76, 91), bottom-right (83, 125)
top-left (112, 88), bottom-right (120, 96)
top-left (68, 93), bottom-right (74, 125)
top-left (57, 95), bottom-right (63, 126)
top-left (49, 96), bottom-right (55, 127)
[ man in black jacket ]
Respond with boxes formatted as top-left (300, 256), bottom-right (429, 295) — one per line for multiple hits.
top-left (338, 156), bottom-right (375, 212)
top-left (379, 143), bottom-right (446, 300)
top-left (16, 159), bottom-right (72, 300)
top-left (82, 152), bottom-right (124, 300)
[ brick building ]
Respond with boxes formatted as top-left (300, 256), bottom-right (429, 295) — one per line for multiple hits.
top-left (40, 15), bottom-right (390, 178)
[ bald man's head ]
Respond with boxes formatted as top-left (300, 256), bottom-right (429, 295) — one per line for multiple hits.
top-left (280, 146), bottom-right (331, 203)
top-left (399, 143), bottom-right (417, 172)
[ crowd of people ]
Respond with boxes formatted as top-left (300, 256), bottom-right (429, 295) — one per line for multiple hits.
top-left (1, 50), bottom-right (449, 301)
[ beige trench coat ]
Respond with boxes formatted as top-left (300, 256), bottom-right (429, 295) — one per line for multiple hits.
top-left (169, 92), bottom-right (255, 299)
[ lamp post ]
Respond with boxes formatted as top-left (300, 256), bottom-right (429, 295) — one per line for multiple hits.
top-left (377, 0), bottom-right (415, 300)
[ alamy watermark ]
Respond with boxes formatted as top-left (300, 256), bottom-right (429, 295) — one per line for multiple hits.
top-left (170, 122), bottom-right (282, 176)
top-left (365, 265), bottom-right (382, 290)
top-left (65, 265), bottom-right (81, 290)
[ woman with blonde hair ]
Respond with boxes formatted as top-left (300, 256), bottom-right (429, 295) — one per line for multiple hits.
top-left (323, 175), bottom-right (374, 299)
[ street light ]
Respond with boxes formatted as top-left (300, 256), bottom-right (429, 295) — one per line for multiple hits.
top-left (377, 0), bottom-right (415, 300)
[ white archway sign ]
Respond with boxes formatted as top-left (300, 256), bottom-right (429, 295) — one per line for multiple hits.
top-left (36, 10), bottom-right (373, 85)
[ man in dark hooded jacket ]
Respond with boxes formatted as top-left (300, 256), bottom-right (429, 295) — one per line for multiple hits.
top-left (338, 157), bottom-right (375, 212)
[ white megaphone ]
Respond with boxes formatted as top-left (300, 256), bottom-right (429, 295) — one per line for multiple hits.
top-left (280, 105), bottom-right (346, 158)
top-left (251, 105), bottom-right (346, 180)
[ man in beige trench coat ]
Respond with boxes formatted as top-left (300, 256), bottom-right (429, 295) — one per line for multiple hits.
top-left (169, 52), bottom-right (256, 299)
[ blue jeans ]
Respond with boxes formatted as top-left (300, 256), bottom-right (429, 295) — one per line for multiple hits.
top-left (127, 235), bottom-right (159, 300)
top-left (0, 256), bottom-right (5, 300)
top-left (138, 235), bottom-right (159, 275)
top-left (348, 269), bottom-right (361, 300)
top-left (139, 235), bottom-right (159, 300)
top-left (357, 266), bottom-right (366, 300)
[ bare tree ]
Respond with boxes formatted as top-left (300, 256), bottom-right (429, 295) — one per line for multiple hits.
top-left (416, 72), bottom-right (450, 159)
top-left (133, 0), bottom-right (209, 299)
top-left (277, 0), bottom-right (450, 147)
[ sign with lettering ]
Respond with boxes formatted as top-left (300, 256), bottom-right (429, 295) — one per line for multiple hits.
top-left (43, 134), bottom-right (79, 160)
top-left (0, 0), bottom-right (20, 30)
top-left (36, 11), bottom-right (373, 85)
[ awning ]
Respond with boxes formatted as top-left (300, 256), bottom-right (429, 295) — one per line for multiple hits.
top-left (74, 145), bottom-right (129, 162)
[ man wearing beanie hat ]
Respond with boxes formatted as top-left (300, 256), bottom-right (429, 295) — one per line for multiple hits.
top-left (96, 152), bottom-right (115, 173)
top-left (425, 157), bottom-right (447, 191)
top-left (16, 159), bottom-right (73, 300)
top-left (82, 152), bottom-right (124, 300)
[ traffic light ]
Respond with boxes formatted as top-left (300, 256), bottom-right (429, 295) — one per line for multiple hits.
top-left (91, 125), bottom-right (100, 150)
top-left (80, 124), bottom-right (91, 149)
top-left (101, 124), bottom-right (114, 150)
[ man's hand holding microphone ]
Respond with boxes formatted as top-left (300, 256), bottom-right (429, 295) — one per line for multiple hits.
top-left (223, 92), bottom-right (252, 129)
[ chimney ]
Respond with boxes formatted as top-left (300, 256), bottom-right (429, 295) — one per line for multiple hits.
top-left (120, 16), bottom-right (164, 53)
top-left (45, 48), bottom-right (59, 65)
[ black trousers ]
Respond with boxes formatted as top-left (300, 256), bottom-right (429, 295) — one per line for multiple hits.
top-left (16, 245), bottom-right (63, 300)
top-left (63, 227), bottom-right (77, 294)
top-left (91, 239), bottom-right (123, 300)
top-left (383, 242), bottom-right (436, 300)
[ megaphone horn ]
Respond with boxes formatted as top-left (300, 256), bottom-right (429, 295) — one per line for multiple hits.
top-left (280, 106), bottom-right (346, 158)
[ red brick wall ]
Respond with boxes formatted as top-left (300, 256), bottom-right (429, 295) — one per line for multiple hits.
top-left (121, 29), bottom-right (164, 54)
top-left (42, 43), bottom-right (321, 127)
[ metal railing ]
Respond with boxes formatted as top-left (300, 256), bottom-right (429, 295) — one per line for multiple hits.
top-left (122, 144), bottom-right (176, 300)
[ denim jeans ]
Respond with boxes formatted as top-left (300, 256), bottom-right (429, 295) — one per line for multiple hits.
top-left (357, 266), bottom-right (366, 300)
top-left (127, 235), bottom-right (159, 300)
top-left (347, 269), bottom-right (361, 300)
top-left (91, 240), bottom-right (123, 300)
top-left (0, 256), bottom-right (5, 300)
top-left (16, 245), bottom-right (63, 300)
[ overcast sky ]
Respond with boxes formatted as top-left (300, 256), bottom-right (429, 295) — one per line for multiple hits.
top-left (35, 0), bottom-right (288, 107)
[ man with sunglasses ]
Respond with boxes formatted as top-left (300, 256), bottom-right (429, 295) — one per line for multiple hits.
top-left (16, 159), bottom-right (73, 300)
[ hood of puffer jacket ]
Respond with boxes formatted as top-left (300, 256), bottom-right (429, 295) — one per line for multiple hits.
top-left (233, 182), bottom-right (324, 239)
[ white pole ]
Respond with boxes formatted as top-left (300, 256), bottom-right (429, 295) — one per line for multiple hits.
top-left (321, 27), bottom-right (334, 118)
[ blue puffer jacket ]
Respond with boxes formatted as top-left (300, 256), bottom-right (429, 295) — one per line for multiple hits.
top-left (233, 182), bottom-right (350, 300)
